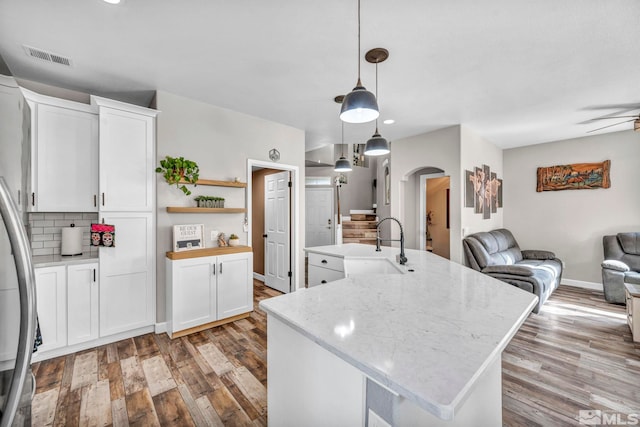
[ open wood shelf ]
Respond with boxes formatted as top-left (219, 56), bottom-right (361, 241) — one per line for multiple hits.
top-left (180, 179), bottom-right (247, 188)
top-left (166, 207), bottom-right (247, 213)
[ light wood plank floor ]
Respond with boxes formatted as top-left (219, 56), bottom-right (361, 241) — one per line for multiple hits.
top-left (31, 283), bottom-right (640, 426)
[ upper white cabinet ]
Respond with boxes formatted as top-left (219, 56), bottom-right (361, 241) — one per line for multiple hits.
top-left (91, 96), bottom-right (158, 212)
top-left (22, 89), bottom-right (98, 212)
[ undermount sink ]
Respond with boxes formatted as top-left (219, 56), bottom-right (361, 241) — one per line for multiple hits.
top-left (344, 258), bottom-right (405, 277)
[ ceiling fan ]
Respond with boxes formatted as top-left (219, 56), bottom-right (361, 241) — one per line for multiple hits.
top-left (587, 113), bottom-right (640, 133)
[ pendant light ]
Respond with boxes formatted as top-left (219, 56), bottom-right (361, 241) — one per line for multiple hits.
top-left (339, 0), bottom-right (379, 124)
top-left (364, 48), bottom-right (390, 156)
top-left (334, 122), bottom-right (353, 172)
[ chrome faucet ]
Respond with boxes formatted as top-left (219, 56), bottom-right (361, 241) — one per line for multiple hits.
top-left (375, 217), bottom-right (407, 265)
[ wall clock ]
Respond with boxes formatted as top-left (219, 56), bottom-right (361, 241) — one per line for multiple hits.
top-left (269, 148), bottom-right (280, 162)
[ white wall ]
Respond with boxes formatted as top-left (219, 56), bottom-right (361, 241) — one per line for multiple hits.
top-left (390, 126), bottom-right (463, 262)
top-left (305, 164), bottom-right (375, 215)
top-left (155, 90), bottom-right (305, 322)
top-left (504, 130), bottom-right (640, 285)
top-left (460, 126), bottom-right (504, 238)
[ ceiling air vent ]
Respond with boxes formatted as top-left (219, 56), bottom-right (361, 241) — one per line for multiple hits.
top-left (23, 45), bottom-right (72, 67)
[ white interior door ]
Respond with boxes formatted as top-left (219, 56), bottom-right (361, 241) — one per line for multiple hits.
top-left (265, 171), bottom-right (291, 293)
top-left (305, 188), bottom-right (333, 248)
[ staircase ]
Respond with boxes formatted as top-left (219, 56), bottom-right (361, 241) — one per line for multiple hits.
top-left (342, 214), bottom-right (378, 245)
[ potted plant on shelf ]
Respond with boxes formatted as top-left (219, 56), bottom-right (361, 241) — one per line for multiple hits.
top-left (228, 234), bottom-right (240, 247)
top-left (156, 156), bottom-right (200, 195)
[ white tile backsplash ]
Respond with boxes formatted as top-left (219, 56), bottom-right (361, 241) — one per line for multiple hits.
top-left (28, 212), bottom-right (99, 256)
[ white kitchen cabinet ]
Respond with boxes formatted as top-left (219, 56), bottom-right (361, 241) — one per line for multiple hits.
top-left (23, 89), bottom-right (98, 212)
top-left (92, 96), bottom-right (158, 212)
top-left (34, 266), bottom-right (67, 353)
top-left (67, 262), bottom-right (99, 346)
top-left (307, 253), bottom-right (345, 287)
top-left (99, 212), bottom-right (154, 337)
top-left (167, 256), bottom-right (217, 333)
top-left (217, 252), bottom-right (253, 319)
top-left (166, 248), bottom-right (253, 338)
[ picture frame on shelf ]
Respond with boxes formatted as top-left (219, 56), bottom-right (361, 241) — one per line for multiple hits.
top-left (173, 224), bottom-right (204, 252)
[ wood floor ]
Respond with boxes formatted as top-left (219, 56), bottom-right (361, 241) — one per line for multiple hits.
top-left (30, 283), bottom-right (640, 426)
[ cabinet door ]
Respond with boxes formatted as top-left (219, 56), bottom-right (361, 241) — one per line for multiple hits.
top-left (34, 266), bottom-right (67, 353)
top-left (170, 257), bottom-right (216, 332)
top-left (99, 212), bottom-right (154, 337)
top-left (67, 263), bottom-right (99, 345)
top-left (98, 107), bottom-right (154, 212)
top-left (31, 103), bottom-right (98, 212)
top-left (217, 252), bottom-right (253, 319)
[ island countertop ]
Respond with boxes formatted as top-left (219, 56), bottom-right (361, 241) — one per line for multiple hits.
top-left (259, 243), bottom-right (538, 420)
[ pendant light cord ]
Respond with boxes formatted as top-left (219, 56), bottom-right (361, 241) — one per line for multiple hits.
top-left (357, 0), bottom-right (361, 83)
top-left (375, 60), bottom-right (379, 132)
top-left (341, 122), bottom-right (345, 157)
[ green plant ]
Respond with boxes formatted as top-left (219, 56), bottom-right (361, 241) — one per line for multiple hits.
top-left (229, 234), bottom-right (239, 240)
top-left (156, 156), bottom-right (200, 195)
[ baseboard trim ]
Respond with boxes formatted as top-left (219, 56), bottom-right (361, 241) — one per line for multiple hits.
top-left (562, 279), bottom-right (603, 291)
top-left (154, 322), bottom-right (167, 334)
top-left (253, 272), bottom-right (265, 282)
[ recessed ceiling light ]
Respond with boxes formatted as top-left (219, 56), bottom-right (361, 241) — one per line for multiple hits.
top-left (383, 119), bottom-right (395, 125)
top-left (103, 0), bottom-right (121, 4)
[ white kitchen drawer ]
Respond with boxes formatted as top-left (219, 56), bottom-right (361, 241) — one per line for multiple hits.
top-left (308, 265), bottom-right (345, 287)
top-left (308, 253), bottom-right (344, 272)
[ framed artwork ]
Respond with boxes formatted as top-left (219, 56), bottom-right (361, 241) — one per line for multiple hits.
top-left (465, 165), bottom-right (503, 219)
top-left (383, 159), bottom-right (390, 205)
top-left (173, 224), bottom-right (204, 252)
top-left (464, 170), bottom-right (475, 208)
top-left (536, 160), bottom-right (611, 192)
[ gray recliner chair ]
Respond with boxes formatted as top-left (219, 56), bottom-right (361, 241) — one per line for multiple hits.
top-left (602, 232), bottom-right (640, 304)
top-left (463, 229), bottom-right (564, 313)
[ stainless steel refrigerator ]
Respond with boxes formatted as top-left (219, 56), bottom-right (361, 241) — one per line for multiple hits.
top-left (0, 54), bottom-right (37, 427)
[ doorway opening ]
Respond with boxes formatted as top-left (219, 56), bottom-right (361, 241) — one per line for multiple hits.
top-left (421, 175), bottom-right (451, 259)
top-left (247, 159), bottom-right (300, 293)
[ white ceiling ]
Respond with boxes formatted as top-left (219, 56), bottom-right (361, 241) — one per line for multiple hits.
top-left (1, 0), bottom-right (639, 151)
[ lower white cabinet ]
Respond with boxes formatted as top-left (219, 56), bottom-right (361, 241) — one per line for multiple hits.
top-left (307, 253), bottom-right (345, 287)
top-left (34, 266), bottom-right (67, 353)
top-left (99, 212), bottom-right (154, 337)
top-left (67, 263), bottom-right (99, 346)
top-left (167, 249), bottom-right (253, 337)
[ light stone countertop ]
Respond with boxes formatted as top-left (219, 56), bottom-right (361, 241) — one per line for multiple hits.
top-left (32, 252), bottom-right (99, 268)
top-left (260, 243), bottom-right (538, 420)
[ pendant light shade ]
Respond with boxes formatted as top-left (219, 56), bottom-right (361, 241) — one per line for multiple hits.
top-left (340, 81), bottom-right (379, 124)
top-left (334, 122), bottom-right (353, 172)
top-left (334, 156), bottom-right (353, 172)
top-left (364, 129), bottom-right (389, 156)
top-left (340, 0), bottom-right (379, 124)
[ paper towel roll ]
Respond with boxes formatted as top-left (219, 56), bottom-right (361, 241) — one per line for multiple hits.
top-left (61, 225), bottom-right (83, 256)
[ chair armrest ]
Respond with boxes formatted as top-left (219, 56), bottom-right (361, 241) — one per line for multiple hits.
top-left (602, 259), bottom-right (630, 272)
top-left (483, 265), bottom-right (534, 277)
top-left (522, 250), bottom-right (556, 260)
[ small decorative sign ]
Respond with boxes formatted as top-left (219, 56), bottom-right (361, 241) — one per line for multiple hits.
top-left (536, 160), bottom-right (611, 192)
top-left (90, 224), bottom-right (116, 247)
top-left (173, 224), bottom-right (204, 252)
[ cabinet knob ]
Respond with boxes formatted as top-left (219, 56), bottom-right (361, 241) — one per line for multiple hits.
top-left (321, 280), bottom-right (327, 284)
top-left (32, 192), bottom-right (35, 206)
top-left (94, 194), bottom-right (97, 207)
top-left (102, 193), bottom-right (105, 206)
top-left (212, 264), bottom-right (216, 276)
top-left (219, 263), bottom-right (223, 274)
top-left (321, 259), bottom-right (328, 264)
top-left (93, 269), bottom-right (96, 283)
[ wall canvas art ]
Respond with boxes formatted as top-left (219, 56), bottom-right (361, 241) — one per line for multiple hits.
top-left (536, 160), bottom-right (611, 192)
top-left (465, 166), bottom-right (503, 219)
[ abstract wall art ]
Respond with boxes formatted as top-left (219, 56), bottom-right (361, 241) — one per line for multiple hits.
top-left (465, 165), bottom-right (502, 219)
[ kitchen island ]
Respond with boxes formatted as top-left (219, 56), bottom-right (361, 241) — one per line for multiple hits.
top-left (259, 243), bottom-right (538, 427)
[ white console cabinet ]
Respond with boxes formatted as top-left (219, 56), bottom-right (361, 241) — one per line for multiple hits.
top-left (307, 253), bottom-right (345, 287)
top-left (166, 247), bottom-right (253, 338)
